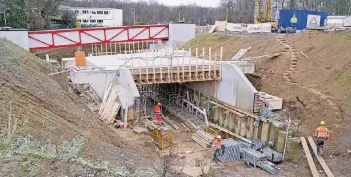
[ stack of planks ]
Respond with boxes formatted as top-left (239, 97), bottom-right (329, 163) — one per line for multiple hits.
top-left (98, 81), bottom-right (121, 123)
top-left (192, 130), bottom-right (215, 148)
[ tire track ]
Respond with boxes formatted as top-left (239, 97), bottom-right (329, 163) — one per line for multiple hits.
top-left (276, 36), bottom-right (342, 120)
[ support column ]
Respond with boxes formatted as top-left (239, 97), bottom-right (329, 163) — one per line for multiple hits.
top-left (228, 116), bottom-right (234, 131)
top-left (218, 109), bottom-right (224, 127)
top-left (223, 113), bottom-right (229, 129)
top-left (246, 117), bottom-right (255, 139)
top-left (214, 107), bottom-right (219, 123)
top-left (253, 123), bottom-right (262, 140)
top-left (269, 120), bottom-right (284, 149)
top-left (276, 130), bottom-right (287, 153)
top-left (260, 122), bottom-right (271, 146)
top-left (234, 116), bottom-right (240, 134)
top-left (239, 119), bottom-right (247, 137)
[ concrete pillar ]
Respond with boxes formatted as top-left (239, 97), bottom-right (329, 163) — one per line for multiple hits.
top-left (246, 117), bottom-right (255, 139)
top-left (219, 110), bottom-right (224, 127)
top-left (253, 122), bottom-right (262, 140)
top-left (228, 116), bottom-right (234, 131)
top-left (260, 122), bottom-right (271, 146)
top-left (276, 130), bottom-right (286, 153)
top-left (269, 120), bottom-right (284, 149)
top-left (223, 114), bottom-right (229, 129)
top-left (286, 137), bottom-right (302, 163)
top-left (239, 119), bottom-right (247, 137)
top-left (214, 107), bottom-right (219, 123)
top-left (234, 117), bottom-right (240, 134)
top-left (127, 108), bottom-right (135, 121)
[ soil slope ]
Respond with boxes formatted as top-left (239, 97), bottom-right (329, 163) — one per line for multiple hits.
top-left (0, 39), bottom-right (160, 176)
top-left (184, 32), bottom-right (351, 176)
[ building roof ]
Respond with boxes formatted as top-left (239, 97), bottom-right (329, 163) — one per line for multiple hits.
top-left (60, 5), bottom-right (121, 11)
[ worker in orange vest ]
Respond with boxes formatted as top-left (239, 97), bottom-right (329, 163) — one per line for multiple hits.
top-left (314, 121), bottom-right (329, 155)
top-left (212, 135), bottom-right (222, 162)
top-left (153, 102), bottom-right (162, 125)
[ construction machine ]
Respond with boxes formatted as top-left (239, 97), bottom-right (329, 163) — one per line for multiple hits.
top-left (255, 0), bottom-right (276, 29)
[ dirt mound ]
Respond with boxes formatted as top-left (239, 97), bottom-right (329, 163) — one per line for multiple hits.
top-left (184, 32), bottom-right (351, 176)
top-left (0, 39), bottom-right (160, 176)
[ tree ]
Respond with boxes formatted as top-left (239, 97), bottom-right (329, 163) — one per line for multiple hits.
top-left (61, 10), bottom-right (76, 27)
top-left (28, 13), bottom-right (46, 30)
top-left (0, 0), bottom-right (27, 28)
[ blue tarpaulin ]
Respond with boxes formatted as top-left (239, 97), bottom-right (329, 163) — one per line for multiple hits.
top-left (278, 10), bottom-right (333, 30)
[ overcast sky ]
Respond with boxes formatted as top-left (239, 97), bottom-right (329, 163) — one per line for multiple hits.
top-left (155, 0), bottom-right (220, 7)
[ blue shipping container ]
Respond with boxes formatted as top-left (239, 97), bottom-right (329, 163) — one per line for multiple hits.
top-left (278, 10), bottom-right (332, 30)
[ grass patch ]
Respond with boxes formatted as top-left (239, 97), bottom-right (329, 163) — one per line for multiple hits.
top-left (20, 160), bottom-right (42, 172)
top-left (0, 138), bottom-right (11, 153)
top-left (21, 151), bottom-right (56, 159)
top-left (181, 33), bottom-right (234, 49)
top-left (338, 75), bottom-right (351, 87)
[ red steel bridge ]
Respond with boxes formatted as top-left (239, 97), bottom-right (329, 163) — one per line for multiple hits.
top-left (28, 24), bottom-right (169, 51)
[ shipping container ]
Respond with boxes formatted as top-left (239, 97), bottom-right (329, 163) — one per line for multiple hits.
top-left (278, 10), bottom-right (332, 30)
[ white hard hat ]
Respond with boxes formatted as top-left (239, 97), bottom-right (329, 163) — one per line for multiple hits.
top-left (216, 135), bottom-right (221, 139)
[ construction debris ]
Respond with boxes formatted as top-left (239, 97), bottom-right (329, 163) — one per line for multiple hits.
top-left (258, 92), bottom-right (283, 110)
top-left (230, 46), bottom-right (252, 60)
top-left (98, 81), bottom-right (122, 123)
top-left (133, 126), bottom-right (148, 134)
top-left (191, 130), bottom-right (214, 148)
top-left (301, 52), bottom-right (310, 59)
top-left (209, 122), bottom-right (252, 144)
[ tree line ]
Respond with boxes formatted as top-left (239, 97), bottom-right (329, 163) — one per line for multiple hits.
top-left (1, 0), bottom-right (351, 29)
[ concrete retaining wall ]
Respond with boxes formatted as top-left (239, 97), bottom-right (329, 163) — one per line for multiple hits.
top-left (186, 63), bottom-right (257, 113)
top-left (70, 70), bottom-right (118, 99)
top-left (0, 30), bottom-right (29, 51)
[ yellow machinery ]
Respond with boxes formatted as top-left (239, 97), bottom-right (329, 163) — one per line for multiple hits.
top-left (255, 0), bottom-right (276, 27)
top-left (149, 129), bottom-right (174, 149)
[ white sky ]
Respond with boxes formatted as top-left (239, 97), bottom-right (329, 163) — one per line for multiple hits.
top-left (156, 0), bottom-right (220, 7)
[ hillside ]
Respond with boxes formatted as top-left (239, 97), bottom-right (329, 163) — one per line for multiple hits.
top-left (0, 39), bottom-right (160, 176)
top-left (183, 31), bottom-right (351, 176)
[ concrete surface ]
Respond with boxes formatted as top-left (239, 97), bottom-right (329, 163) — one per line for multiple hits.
top-left (0, 30), bottom-right (29, 50)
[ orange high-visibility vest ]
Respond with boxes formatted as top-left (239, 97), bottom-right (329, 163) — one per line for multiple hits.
top-left (153, 105), bottom-right (162, 121)
top-left (154, 105), bottom-right (160, 114)
top-left (315, 126), bottom-right (329, 138)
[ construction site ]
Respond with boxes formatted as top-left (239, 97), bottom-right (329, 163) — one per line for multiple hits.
top-left (1, 7), bottom-right (351, 176)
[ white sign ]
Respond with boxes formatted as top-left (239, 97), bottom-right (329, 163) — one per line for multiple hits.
top-left (307, 15), bottom-right (321, 28)
top-left (214, 21), bottom-right (227, 32)
top-left (247, 24), bottom-right (262, 33)
top-left (261, 23), bottom-right (272, 33)
top-left (246, 23), bottom-right (271, 33)
top-left (226, 23), bottom-right (243, 32)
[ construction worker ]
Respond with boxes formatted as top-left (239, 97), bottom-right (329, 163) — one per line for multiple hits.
top-left (290, 14), bottom-right (298, 27)
top-left (314, 121), bottom-right (329, 155)
top-left (212, 135), bottom-right (222, 162)
top-left (153, 102), bottom-right (162, 125)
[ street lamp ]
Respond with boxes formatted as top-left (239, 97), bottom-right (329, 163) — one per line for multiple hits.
top-left (131, 8), bottom-right (135, 25)
top-left (178, 11), bottom-right (183, 22)
top-left (1, 8), bottom-right (10, 27)
top-left (226, 8), bottom-right (229, 21)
